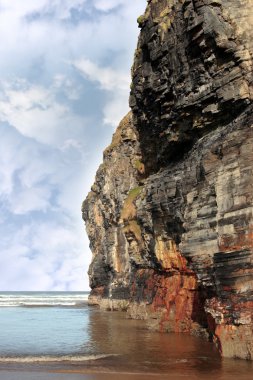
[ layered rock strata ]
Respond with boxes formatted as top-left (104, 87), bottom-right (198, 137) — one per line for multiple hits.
top-left (82, 0), bottom-right (253, 360)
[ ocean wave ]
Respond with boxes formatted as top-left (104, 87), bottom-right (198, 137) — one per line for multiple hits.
top-left (0, 354), bottom-right (115, 363)
top-left (0, 303), bottom-right (87, 307)
top-left (0, 293), bottom-right (89, 307)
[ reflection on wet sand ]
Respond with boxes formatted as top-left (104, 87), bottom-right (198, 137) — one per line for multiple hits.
top-left (86, 307), bottom-right (221, 375)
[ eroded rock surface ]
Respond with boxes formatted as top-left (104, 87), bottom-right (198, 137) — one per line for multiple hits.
top-left (82, 0), bottom-right (253, 360)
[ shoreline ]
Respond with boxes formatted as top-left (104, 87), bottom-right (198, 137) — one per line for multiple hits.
top-left (1, 367), bottom-right (253, 380)
top-left (0, 369), bottom-right (214, 380)
top-left (0, 368), bottom-right (188, 380)
top-left (0, 353), bottom-right (252, 380)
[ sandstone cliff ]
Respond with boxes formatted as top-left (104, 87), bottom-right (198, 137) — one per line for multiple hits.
top-left (82, 0), bottom-right (253, 360)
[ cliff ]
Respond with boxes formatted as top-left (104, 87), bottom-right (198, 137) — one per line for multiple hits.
top-left (82, 0), bottom-right (253, 360)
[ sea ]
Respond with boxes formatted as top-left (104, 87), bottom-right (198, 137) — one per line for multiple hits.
top-left (0, 292), bottom-right (252, 380)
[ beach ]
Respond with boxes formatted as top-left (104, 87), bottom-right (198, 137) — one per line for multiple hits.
top-left (0, 292), bottom-right (252, 380)
top-left (0, 371), bottom-right (187, 380)
top-left (1, 365), bottom-right (253, 380)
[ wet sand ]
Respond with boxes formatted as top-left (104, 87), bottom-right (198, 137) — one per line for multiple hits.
top-left (0, 368), bottom-right (253, 380)
top-left (1, 357), bottom-right (253, 380)
top-left (0, 371), bottom-right (181, 380)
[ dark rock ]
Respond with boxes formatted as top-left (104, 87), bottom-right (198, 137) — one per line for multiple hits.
top-left (83, 0), bottom-right (253, 360)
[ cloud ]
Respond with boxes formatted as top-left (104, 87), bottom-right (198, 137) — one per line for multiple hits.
top-left (72, 58), bottom-right (131, 126)
top-left (0, 0), bottom-right (88, 21)
top-left (72, 58), bottom-right (129, 91)
top-left (0, 0), bottom-right (146, 291)
top-left (0, 120), bottom-right (91, 290)
top-left (103, 92), bottom-right (129, 126)
top-left (0, 79), bottom-right (87, 147)
top-left (0, 122), bottom-right (87, 217)
top-left (0, 114), bottom-right (92, 290)
top-left (0, 219), bottom-right (89, 291)
top-left (10, 187), bottom-right (51, 215)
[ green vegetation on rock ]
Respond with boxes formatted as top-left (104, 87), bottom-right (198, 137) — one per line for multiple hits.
top-left (121, 186), bottom-right (143, 221)
top-left (137, 14), bottom-right (145, 27)
top-left (134, 159), bottom-right (145, 174)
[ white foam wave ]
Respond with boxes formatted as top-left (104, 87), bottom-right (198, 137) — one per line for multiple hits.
top-left (0, 302), bottom-right (84, 307)
top-left (0, 354), bottom-right (114, 363)
top-left (0, 293), bottom-right (89, 307)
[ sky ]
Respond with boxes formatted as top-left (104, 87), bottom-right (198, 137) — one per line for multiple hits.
top-left (0, 0), bottom-right (146, 291)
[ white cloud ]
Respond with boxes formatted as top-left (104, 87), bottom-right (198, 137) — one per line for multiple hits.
top-left (0, 0), bottom-right (87, 20)
top-left (40, 0), bottom-right (87, 20)
top-left (53, 75), bottom-right (82, 100)
top-left (93, 0), bottom-right (126, 12)
top-left (72, 58), bottom-right (130, 91)
top-left (9, 187), bottom-right (51, 215)
top-left (72, 58), bottom-right (131, 126)
top-left (0, 80), bottom-right (86, 147)
top-left (0, 123), bottom-right (87, 217)
top-left (103, 92), bottom-right (130, 126)
top-left (0, 221), bottom-right (89, 291)
top-left (0, 0), bottom-right (147, 290)
top-left (0, 121), bottom-right (92, 290)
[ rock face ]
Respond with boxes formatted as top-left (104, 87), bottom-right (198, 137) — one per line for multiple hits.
top-left (82, 0), bottom-right (253, 360)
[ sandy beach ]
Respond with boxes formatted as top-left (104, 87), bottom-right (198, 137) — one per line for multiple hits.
top-left (0, 371), bottom-right (187, 380)
top-left (0, 370), bottom-right (216, 380)
top-left (1, 368), bottom-right (253, 380)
